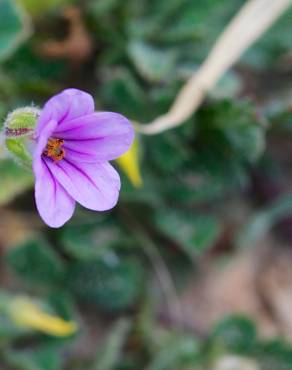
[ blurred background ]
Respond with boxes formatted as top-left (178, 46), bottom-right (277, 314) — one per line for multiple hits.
top-left (2, 0), bottom-right (292, 369)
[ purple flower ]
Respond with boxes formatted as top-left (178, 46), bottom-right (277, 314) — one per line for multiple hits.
top-left (33, 88), bottom-right (134, 228)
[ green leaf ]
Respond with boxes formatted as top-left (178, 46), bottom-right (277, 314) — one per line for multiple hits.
top-left (195, 100), bottom-right (265, 162)
top-left (192, 99), bottom-right (266, 191)
top-left (255, 340), bottom-right (292, 370)
top-left (102, 68), bottom-right (149, 120)
top-left (3, 43), bottom-right (66, 99)
top-left (93, 318), bottom-right (132, 370)
top-left (211, 316), bottom-right (257, 354)
top-left (146, 334), bottom-right (199, 370)
top-left (66, 257), bottom-right (143, 311)
top-left (0, 315), bottom-right (30, 342)
top-left (128, 41), bottom-right (178, 82)
top-left (0, 159), bottom-right (33, 205)
top-left (6, 239), bottom-right (65, 288)
top-left (154, 208), bottom-right (220, 256)
top-left (145, 132), bottom-right (189, 174)
top-left (236, 193), bottom-right (292, 248)
top-left (87, 0), bottom-right (120, 17)
top-left (16, 0), bottom-right (69, 16)
top-left (61, 218), bottom-right (125, 260)
top-left (210, 71), bottom-right (242, 100)
top-left (0, 0), bottom-right (31, 61)
top-left (4, 345), bottom-right (62, 370)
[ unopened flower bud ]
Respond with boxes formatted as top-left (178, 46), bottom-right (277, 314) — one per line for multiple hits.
top-left (3, 107), bottom-right (40, 168)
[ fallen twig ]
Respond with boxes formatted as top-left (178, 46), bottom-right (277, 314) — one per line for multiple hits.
top-left (135, 0), bottom-right (292, 135)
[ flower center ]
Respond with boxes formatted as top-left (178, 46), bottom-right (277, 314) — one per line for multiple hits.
top-left (43, 138), bottom-right (65, 162)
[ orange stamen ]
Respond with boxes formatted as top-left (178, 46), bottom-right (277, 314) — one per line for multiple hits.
top-left (44, 138), bottom-right (66, 162)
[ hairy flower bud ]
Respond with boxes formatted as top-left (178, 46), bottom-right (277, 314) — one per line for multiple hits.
top-left (3, 107), bottom-right (40, 168)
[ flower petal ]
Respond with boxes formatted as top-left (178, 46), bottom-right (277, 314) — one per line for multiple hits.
top-left (54, 112), bottom-right (134, 161)
top-left (36, 89), bottom-right (94, 137)
top-left (45, 159), bottom-right (120, 211)
top-left (33, 119), bottom-right (58, 175)
top-left (34, 159), bottom-right (75, 228)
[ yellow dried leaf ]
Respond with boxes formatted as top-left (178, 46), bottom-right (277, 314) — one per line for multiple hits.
top-left (10, 297), bottom-right (77, 337)
top-left (116, 139), bottom-right (142, 187)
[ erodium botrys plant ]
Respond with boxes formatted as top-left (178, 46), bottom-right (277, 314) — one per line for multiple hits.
top-left (3, 88), bottom-right (134, 228)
